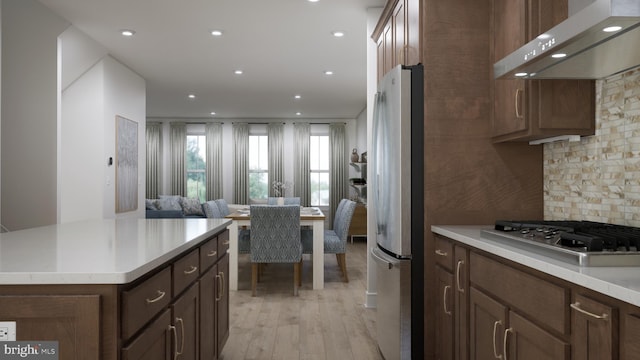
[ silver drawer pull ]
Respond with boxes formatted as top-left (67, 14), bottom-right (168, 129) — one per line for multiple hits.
top-left (146, 290), bottom-right (166, 304)
top-left (570, 302), bottom-right (608, 320)
top-left (435, 249), bottom-right (447, 257)
top-left (222, 240), bottom-right (230, 245)
top-left (184, 265), bottom-right (198, 275)
top-left (443, 285), bottom-right (452, 315)
top-left (456, 260), bottom-right (465, 293)
top-left (493, 320), bottom-right (503, 359)
top-left (207, 250), bottom-right (218, 257)
top-left (503, 328), bottom-right (513, 360)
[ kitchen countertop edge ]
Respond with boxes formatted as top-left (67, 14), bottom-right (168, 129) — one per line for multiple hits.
top-left (432, 225), bottom-right (640, 308)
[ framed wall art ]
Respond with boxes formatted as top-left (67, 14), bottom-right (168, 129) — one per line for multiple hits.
top-left (115, 115), bottom-right (138, 213)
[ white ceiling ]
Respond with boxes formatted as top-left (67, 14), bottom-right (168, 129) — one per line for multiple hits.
top-left (38, 0), bottom-right (385, 120)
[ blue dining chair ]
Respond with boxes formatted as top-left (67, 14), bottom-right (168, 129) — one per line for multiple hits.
top-left (302, 199), bottom-right (357, 282)
top-left (267, 197), bottom-right (301, 205)
top-left (249, 205), bottom-right (302, 296)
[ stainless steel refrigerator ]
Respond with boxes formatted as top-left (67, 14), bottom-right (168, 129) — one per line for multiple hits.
top-left (370, 64), bottom-right (424, 360)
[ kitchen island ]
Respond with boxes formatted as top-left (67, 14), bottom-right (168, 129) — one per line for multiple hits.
top-left (432, 225), bottom-right (640, 360)
top-left (0, 218), bottom-right (231, 360)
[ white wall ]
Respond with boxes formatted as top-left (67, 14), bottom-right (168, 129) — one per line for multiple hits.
top-left (1, 0), bottom-right (69, 231)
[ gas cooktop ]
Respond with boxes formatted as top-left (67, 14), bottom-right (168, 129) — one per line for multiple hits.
top-left (480, 220), bottom-right (640, 266)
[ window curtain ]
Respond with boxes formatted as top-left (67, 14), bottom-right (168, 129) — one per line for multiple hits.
top-left (233, 123), bottom-right (249, 204)
top-left (294, 123), bottom-right (311, 206)
top-left (205, 123), bottom-right (223, 200)
top-left (268, 123), bottom-right (284, 196)
top-left (170, 123), bottom-right (186, 196)
top-left (145, 122), bottom-right (162, 199)
top-left (329, 123), bottom-right (347, 228)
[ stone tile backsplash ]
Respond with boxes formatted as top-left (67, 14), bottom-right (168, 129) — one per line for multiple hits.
top-left (544, 66), bottom-right (640, 226)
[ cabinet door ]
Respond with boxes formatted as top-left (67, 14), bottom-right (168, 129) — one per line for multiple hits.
top-left (622, 313), bottom-right (640, 360)
top-left (171, 283), bottom-right (199, 360)
top-left (122, 309), bottom-right (172, 360)
top-left (571, 294), bottom-right (617, 360)
top-left (392, 0), bottom-right (405, 67)
top-left (469, 287), bottom-right (507, 360)
top-left (200, 264), bottom-right (218, 360)
top-left (217, 253), bottom-right (230, 356)
top-left (454, 246), bottom-right (469, 360)
top-left (436, 266), bottom-right (454, 360)
top-left (506, 311), bottom-right (569, 360)
top-left (405, 0), bottom-right (420, 65)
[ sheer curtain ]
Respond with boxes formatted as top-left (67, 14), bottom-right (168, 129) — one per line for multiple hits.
top-left (233, 123), bottom-right (249, 204)
top-left (329, 123), bottom-right (347, 227)
top-left (205, 123), bottom-right (223, 200)
top-left (145, 122), bottom-right (162, 199)
top-left (170, 123), bottom-right (186, 196)
top-left (268, 123), bottom-right (284, 196)
top-left (294, 123), bottom-right (310, 206)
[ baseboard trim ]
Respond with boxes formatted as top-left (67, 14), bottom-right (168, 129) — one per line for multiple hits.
top-left (364, 290), bottom-right (377, 308)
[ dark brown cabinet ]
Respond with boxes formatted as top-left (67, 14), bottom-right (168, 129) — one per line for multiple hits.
top-left (216, 251), bottom-right (230, 355)
top-left (491, 0), bottom-right (595, 142)
top-left (122, 309), bottom-right (172, 360)
top-left (571, 293), bottom-right (617, 360)
top-left (170, 283), bottom-right (199, 360)
top-left (200, 264), bottom-right (218, 360)
top-left (469, 287), bottom-right (507, 360)
top-left (436, 266), bottom-right (454, 360)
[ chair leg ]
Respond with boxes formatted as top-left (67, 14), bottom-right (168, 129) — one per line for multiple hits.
top-left (336, 253), bottom-right (349, 283)
top-left (293, 262), bottom-right (301, 296)
top-left (297, 259), bottom-right (303, 287)
top-left (251, 263), bottom-right (258, 297)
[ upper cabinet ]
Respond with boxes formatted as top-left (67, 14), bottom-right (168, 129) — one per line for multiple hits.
top-left (491, 0), bottom-right (595, 143)
top-left (373, 0), bottom-right (421, 81)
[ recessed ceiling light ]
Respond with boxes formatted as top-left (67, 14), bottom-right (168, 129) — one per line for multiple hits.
top-left (296, 112), bottom-right (302, 116)
top-left (603, 26), bottom-right (622, 32)
top-left (234, 70), bottom-right (243, 75)
top-left (324, 70), bottom-right (334, 75)
top-left (210, 112), bottom-right (216, 116)
top-left (551, 53), bottom-right (567, 58)
top-left (515, 72), bottom-right (528, 77)
top-left (210, 30), bottom-right (223, 36)
top-left (188, 94), bottom-right (196, 99)
top-left (332, 31), bottom-right (345, 37)
top-left (294, 95), bottom-right (302, 99)
top-left (308, 0), bottom-right (319, 2)
top-left (121, 29), bottom-right (135, 37)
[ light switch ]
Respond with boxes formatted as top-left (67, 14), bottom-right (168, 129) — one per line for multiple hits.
top-left (0, 321), bottom-right (16, 341)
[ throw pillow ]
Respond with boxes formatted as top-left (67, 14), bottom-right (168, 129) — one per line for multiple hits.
top-left (156, 197), bottom-right (182, 211)
top-left (203, 200), bottom-right (222, 218)
top-left (180, 197), bottom-right (205, 216)
top-left (145, 199), bottom-right (158, 210)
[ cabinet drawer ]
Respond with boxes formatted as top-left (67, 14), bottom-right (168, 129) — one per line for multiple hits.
top-left (173, 248), bottom-right (200, 296)
top-left (122, 308), bottom-right (171, 360)
top-left (434, 236), bottom-right (454, 271)
top-left (469, 252), bottom-right (569, 335)
top-left (200, 236), bottom-right (219, 271)
top-left (218, 230), bottom-right (230, 257)
top-left (122, 266), bottom-right (172, 340)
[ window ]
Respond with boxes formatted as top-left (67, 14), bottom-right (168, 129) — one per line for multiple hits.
top-left (310, 135), bottom-right (329, 206)
top-left (186, 134), bottom-right (206, 202)
top-left (249, 135), bottom-right (268, 201)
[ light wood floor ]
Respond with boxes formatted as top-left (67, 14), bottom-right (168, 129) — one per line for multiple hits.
top-left (220, 239), bottom-right (383, 360)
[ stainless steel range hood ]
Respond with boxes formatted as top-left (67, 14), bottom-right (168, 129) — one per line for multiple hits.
top-left (494, 0), bottom-right (640, 79)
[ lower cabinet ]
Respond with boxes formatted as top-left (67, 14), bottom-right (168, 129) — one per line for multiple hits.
top-left (122, 309), bottom-right (172, 360)
top-left (435, 266), bottom-right (454, 360)
top-left (216, 252), bottom-right (230, 355)
top-left (171, 283), bottom-right (200, 360)
top-left (571, 293), bottom-right (617, 360)
top-left (200, 264), bottom-right (218, 360)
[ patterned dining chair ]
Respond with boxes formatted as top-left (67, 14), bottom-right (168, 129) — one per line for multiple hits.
top-left (249, 205), bottom-right (302, 296)
top-left (267, 197), bottom-right (301, 205)
top-left (302, 199), bottom-right (357, 282)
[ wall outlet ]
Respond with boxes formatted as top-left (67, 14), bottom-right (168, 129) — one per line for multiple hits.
top-left (0, 321), bottom-right (16, 341)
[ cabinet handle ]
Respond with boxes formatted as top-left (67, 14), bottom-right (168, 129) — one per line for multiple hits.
top-left (443, 285), bottom-right (452, 316)
top-left (456, 260), bottom-right (465, 293)
top-left (183, 265), bottom-right (198, 275)
top-left (515, 88), bottom-right (523, 118)
top-left (570, 302), bottom-right (608, 320)
top-left (215, 274), bottom-right (223, 301)
top-left (168, 324), bottom-right (178, 360)
top-left (503, 328), bottom-right (513, 360)
top-left (492, 320), bottom-right (503, 359)
top-left (146, 290), bottom-right (166, 304)
top-left (220, 271), bottom-right (226, 298)
top-left (207, 250), bottom-right (218, 257)
top-left (222, 240), bottom-right (230, 245)
top-left (175, 317), bottom-right (185, 358)
top-left (435, 249), bottom-right (448, 257)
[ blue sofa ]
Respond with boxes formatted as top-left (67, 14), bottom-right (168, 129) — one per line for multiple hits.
top-left (145, 196), bottom-right (232, 219)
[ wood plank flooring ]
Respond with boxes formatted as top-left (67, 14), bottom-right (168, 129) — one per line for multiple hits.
top-left (220, 240), bottom-right (383, 360)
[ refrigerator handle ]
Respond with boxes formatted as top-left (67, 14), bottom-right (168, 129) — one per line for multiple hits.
top-left (371, 247), bottom-right (400, 269)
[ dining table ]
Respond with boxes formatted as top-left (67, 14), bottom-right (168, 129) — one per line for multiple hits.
top-left (225, 206), bottom-right (326, 290)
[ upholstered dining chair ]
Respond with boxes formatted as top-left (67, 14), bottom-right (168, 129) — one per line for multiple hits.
top-left (249, 205), bottom-right (302, 296)
top-left (302, 199), bottom-right (357, 282)
top-left (267, 197), bottom-right (301, 205)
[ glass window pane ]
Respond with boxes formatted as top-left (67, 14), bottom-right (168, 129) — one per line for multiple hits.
top-left (249, 172), bottom-right (268, 201)
top-left (318, 136), bottom-right (329, 169)
top-left (186, 135), bottom-right (206, 202)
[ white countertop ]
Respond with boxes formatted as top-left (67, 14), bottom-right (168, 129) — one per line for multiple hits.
top-left (432, 225), bottom-right (640, 308)
top-left (0, 218), bottom-right (231, 285)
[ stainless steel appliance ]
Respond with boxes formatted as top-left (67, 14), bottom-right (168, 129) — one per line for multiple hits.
top-left (370, 64), bottom-right (424, 360)
top-left (482, 220), bottom-right (640, 266)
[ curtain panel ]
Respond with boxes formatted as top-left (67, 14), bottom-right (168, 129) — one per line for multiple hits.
top-left (329, 123), bottom-right (346, 228)
top-left (233, 123), bottom-right (249, 204)
top-left (205, 123), bottom-right (223, 200)
top-left (293, 123), bottom-right (311, 206)
top-left (170, 123), bottom-right (186, 196)
top-left (268, 123), bottom-right (284, 196)
top-left (145, 123), bottom-right (162, 199)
